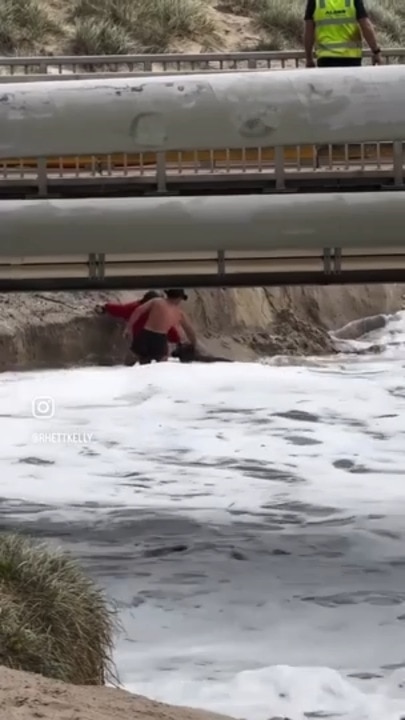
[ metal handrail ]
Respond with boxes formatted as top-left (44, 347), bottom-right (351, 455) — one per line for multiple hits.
top-left (0, 141), bottom-right (403, 198)
top-left (1, 47), bottom-right (405, 75)
top-left (5, 50), bottom-right (308, 65)
top-left (1, 48), bottom-right (405, 64)
top-left (0, 52), bottom-right (403, 195)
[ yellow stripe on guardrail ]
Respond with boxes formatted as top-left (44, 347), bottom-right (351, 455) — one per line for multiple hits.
top-left (0, 144), bottom-right (394, 171)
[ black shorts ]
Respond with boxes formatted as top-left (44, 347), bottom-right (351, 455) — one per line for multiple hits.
top-left (317, 58), bottom-right (362, 67)
top-left (131, 329), bottom-right (168, 364)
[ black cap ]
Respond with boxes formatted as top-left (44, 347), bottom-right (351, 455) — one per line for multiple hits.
top-left (165, 288), bottom-right (188, 301)
top-left (140, 290), bottom-right (160, 304)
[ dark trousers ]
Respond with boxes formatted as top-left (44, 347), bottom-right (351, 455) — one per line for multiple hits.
top-left (131, 329), bottom-right (168, 364)
top-left (317, 57), bottom-right (362, 67)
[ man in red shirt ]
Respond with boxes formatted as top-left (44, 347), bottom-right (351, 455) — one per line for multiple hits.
top-left (97, 290), bottom-right (182, 362)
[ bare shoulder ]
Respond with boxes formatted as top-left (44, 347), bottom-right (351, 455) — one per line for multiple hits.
top-left (149, 297), bottom-right (164, 308)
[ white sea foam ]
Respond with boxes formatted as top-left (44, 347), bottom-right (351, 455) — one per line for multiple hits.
top-left (1, 311), bottom-right (405, 719)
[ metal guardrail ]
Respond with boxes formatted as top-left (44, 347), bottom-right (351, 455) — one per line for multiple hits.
top-left (0, 70), bottom-right (264, 82)
top-left (1, 48), bottom-right (405, 75)
top-left (0, 142), bottom-right (403, 198)
top-left (1, 248), bottom-right (405, 292)
top-left (0, 50), bottom-right (404, 196)
top-left (1, 51), bottom-right (404, 291)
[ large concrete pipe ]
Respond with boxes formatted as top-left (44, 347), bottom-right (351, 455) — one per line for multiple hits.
top-left (1, 66), bottom-right (405, 158)
top-left (1, 192), bottom-right (405, 256)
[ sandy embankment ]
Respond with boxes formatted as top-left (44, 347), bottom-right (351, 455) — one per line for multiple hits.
top-left (0, 666), bottom-right (235, 720)
top-left (0, 285), bottom-right (403, 371)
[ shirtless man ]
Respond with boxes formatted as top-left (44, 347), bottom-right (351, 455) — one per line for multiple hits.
top-left (126, 288), bottom-right (197, 365)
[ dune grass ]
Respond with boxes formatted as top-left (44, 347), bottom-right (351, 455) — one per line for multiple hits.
top-left (0, 533), bottom-right (117, 685)
top-left (0, 0), bottom-right (405, 55)
top-left (0, 0), bottom-right (56, 54)
top-left (69, 0), bottom-right (215, 55)
top-left (216, 0), bottom-right (258, 14)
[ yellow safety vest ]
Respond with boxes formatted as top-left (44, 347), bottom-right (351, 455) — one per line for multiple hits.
top-left (314, 0), bottom-right (362, 59)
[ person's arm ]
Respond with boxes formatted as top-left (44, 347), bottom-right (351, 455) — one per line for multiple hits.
top-left (103, 301), bottom-right (138, 320)
top-left (356, 0), bottom-right (382, 64)
top-left (303, 0), bottom-right (316, 67)
top-left (180, 313), bottom-right (197, 346)
top-left (304, 21), bottom-right (315, 67)
top-left (358, 18), bottom-right (381, 63)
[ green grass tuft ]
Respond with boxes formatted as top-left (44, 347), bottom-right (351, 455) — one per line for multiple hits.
top-left (215, 0), bottom-right (258, 15)
top-left (69, 0), bottom-right (215, 54)
top-left (254, 0), bottom-right (304, 48)
top-left (70, 18), bottom-right (134, 55)
top-left (0, 0), bottom-right (56, 53)
top-left (0, 533), bottom-right (117, 685)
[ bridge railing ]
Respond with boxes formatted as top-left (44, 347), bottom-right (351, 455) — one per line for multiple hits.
top-left (2, 247), bottom-right (405, 292)
top-left (1, 141), bottom-right (403, 197)
top-left (1, 48), bottom-right (405, 76)
top-left (2, 190), bottom-right (405, 292)
top-left (0, 61), bottom-right (404, 197)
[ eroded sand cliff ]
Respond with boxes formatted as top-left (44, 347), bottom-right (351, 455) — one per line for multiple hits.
top-left (0, 285), bottom-right (403, 371)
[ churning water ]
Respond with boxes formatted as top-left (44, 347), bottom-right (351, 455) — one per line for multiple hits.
top-left (1, 311), bottom-right (405, 720)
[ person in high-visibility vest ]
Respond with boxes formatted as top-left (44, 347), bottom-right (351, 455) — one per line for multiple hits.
top-left (304, 0), bottom-right (381, 68)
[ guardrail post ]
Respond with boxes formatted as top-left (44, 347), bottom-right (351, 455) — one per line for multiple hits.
top-left (97, 253), bottom-right (105, 281)
top-left (274, 147), bottom-right (285, 190)
top-left (88, 253), bottom-right (97, 280)
top-left (36, 158), bottom-right (48, 197)
top-left (323, 248), bottom-right (332, 275)
top-left (156, 152), bottom-right (167, 193)
top-left (217, 250), bottom-right (225, 277)
top-left (333, 248), bottom-right (342, 274)
top-left (393, 140), bottom-right (404, 186)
